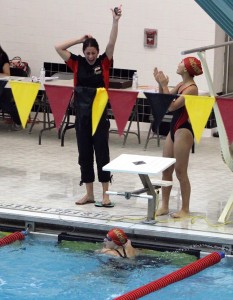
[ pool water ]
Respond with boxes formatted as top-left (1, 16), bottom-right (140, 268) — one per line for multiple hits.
top-left (0, 234), bottom-right (233, 300)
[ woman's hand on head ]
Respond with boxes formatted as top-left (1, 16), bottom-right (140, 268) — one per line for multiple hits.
top-left (80, 34), bottom-right (93, 43)
top-left (111, 4), bottom-right (122, 20)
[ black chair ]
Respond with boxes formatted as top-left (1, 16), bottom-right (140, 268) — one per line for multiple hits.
top-left (10, 68), bottom-right (29, 77)
top-left (144, 114), bottom-right (172, 149)
top-left (108, 100), bottom-right (141, 147)
top-left (0, 108), bottom-right (9, 120)
top-left (0, 68), bottom-right (29, 125)
top-left (29, 72), bottom-right (74, 145)
top-left (144, 113), bottom-right (195, 153)
top-left (50, 72), bottom-right (75, 146)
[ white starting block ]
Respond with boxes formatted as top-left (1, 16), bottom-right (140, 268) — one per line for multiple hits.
top-left (218, 190), bottom-right (233, 223)
top-left (103, 154), bottom-right (176, 223)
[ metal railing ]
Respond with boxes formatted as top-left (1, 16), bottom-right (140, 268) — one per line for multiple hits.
top-left (181, 40), bottom-right (233, 55)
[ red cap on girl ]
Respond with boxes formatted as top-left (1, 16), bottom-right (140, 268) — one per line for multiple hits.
top-left (107, 228), bottom-right (128, 246)
top-left (183, 57), bottom-right (203, 77)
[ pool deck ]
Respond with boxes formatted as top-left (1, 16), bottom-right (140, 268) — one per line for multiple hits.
top-left (0, 120), bottom-right (233, 251)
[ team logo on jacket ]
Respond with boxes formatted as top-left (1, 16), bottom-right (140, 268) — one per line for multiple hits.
top-left (94, 65), bottom-right (102, 75)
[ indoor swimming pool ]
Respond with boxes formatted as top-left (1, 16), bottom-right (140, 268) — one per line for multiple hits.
top-left (0, 233), bottom-right (233, 300)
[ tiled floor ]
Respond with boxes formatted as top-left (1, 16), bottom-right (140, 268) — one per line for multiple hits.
top-left (0, 118), bottom-right (233, 249)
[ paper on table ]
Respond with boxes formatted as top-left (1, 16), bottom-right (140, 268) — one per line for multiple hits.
top-left (45, 77), bottom-right (59, 81)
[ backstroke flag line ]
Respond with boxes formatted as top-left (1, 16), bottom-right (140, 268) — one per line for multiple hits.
top-left (184, 95), bottom-right (215, 143)
top-left (9, 81), bottom-right (40, 128)
top-left (44, 84), bottom-right (73, 130)
top-left (108, 90), bottom-right (138, 136)
top-left (4, 82), bottom-right (232, 146)
top-left (144, 92), bottom-right (176, 129)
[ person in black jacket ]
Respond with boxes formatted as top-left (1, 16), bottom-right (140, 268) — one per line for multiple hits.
top-left (55, 6), bottom-right (122, 207)
top-left (0, 45), bottom-right (21, 129)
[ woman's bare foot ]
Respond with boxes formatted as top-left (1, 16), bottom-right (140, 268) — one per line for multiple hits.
top-left (155, 207), bottom-right (169, 216)
top-left (170, 210), bottom-right (190, 218)
top-left (75, 195), bottom-right (95, 205)
top-left (102, 193), bottom-right (111, 206)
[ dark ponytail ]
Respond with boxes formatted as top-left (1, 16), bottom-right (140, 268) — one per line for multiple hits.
top-left (82, 38), bottom-right (99, 53)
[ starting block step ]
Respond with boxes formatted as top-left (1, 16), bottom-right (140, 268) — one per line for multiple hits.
top-left (106, 191), bottom-right (153, 200)
top-left (151, 180), bottom-right (173, 187)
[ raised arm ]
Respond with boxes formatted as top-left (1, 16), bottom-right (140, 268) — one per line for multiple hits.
top-left (156, 72), bottom-right (198, 111)
top-left (105, 5), bottom-right (122, 60)
top-left (154, 68), bottom-right (165, 93)
top-left (55, 35), bottom-right (92, 62)
top-left (154, 69), bottom-right (192, 112)
top-left (153, 68), bottom-right (171, 94)
top-left (168, 85), bottom-right (198, 112)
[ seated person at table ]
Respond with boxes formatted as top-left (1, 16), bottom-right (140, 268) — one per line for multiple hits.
top-left (0, 45), bottom-right (21, 129)
top-left (98, 228), bottom-right (137, 258)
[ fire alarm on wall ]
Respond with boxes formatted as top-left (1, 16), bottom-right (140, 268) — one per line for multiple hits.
top-left (144, 28), bottom-right (157, 48)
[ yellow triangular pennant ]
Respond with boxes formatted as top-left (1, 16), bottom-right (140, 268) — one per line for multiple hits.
top-left (92, 88), bottom-right (108, 135)
top-left (184, 95), bottom-right (215, 143)
top-left (9, 81), bottom-right (40, 128)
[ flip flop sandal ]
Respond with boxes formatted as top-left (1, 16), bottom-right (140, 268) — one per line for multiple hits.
top-left (75, 199), bottom-right (95, 205)
top-left (94, 201), bottom-right (115, 208)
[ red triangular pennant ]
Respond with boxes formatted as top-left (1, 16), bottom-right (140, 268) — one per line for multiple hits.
top-left (108, 90), bottom-right (138, 135)
top-left (216, 97), bottom-right (233, 144)
top-left (44, 85), bottom-right (73, 130)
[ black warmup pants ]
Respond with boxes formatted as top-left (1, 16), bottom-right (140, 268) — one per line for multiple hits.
top-left (75, 113), bottom-right (110, 183)
top-left (74, 86), bottom-right (111, 184)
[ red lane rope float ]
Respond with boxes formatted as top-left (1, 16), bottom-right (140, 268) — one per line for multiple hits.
top-left (114, 251), bottom-right (225, 300)
top-left (0, 232), bottom-right (25, 247)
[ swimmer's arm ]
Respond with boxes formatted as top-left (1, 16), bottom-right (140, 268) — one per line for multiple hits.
top-left (97, 248), bottom-right (119, 256)
top-left (168, 85), bottom-right (198, 112)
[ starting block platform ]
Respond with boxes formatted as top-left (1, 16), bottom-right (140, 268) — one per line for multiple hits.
top-left (103, 154), bottom-right (176, 223)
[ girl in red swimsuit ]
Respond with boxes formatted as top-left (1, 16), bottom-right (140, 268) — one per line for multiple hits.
top-left (154, 57), bottom-right (203, 218)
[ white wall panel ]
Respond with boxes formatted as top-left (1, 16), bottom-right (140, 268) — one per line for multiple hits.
top-left (0, 0), bottom-right (224, 91)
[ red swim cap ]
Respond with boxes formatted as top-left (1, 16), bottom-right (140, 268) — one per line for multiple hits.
top-left (183, 57), bottom-right (203, 76)
top-left (107, 228), bottom-right (128, 246)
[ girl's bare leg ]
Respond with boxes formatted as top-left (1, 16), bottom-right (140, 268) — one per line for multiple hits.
top-left (156, 133), bottom-right (174, 216)
top-left (171, 129), bottom-right (193, 218)
top-left (102, 182), bottom-right (111, 205)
